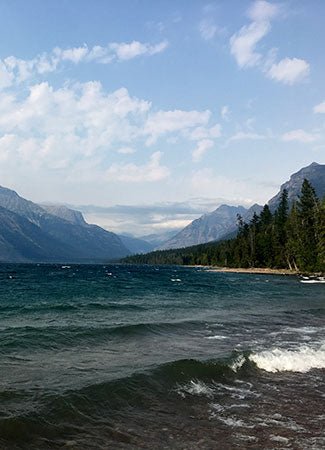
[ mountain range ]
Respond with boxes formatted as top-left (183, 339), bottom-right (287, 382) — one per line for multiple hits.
top-left (0, 187), bottom-right (129, 262)
top-left (159, 204), bottom-right (263, 250)
top-left (158, 162), bottom-right (325, 250)
top-left (0, 162), bottom-right (324, 262)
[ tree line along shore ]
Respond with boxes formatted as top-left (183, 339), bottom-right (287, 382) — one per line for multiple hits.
top-left (123, 179), bottom-right (325, 274)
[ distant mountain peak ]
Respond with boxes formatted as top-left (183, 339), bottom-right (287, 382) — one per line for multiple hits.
top-left (42, 204), bottom-right (87, 226)
top-left (268, 162), bottom-right (325, 210)
top-left (159, 204), bottom-right (258, 250)
top-left (0, 186), bottom-right (129, 262)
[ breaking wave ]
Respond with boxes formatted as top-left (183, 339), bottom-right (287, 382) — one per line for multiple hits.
top-left (249, 344), bottom-right (325, 373)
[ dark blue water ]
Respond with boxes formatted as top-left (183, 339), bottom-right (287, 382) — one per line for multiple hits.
top-left (0, 264), bottom-right (324, 449)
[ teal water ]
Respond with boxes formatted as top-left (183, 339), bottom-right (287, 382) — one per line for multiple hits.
top-left (0, 264), bottom-right (324, 449)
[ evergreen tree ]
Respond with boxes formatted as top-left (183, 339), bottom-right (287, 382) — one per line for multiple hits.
top-left (297, 179), bottom-right (319, 271)
top-left (124, 180), bottom-right (324, 273)
top-left (316, 197), bottom-right (325, 271)
top-left (286, 203), bottom-right (300, 271)
top-left (273, 189), bottom-right (289, 267)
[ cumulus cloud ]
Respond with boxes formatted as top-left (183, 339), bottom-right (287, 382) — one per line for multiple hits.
top-left (144, 109), bottom-right (211, 145)
top-left (192, 139), bottom-right (214, 162)
top-left (267, 57), bottom-right (310, 84)
top-left (0, 40), bottom-right (168, 86)
top-left (0, 61), bottom-right (14, 88)
top-left (230, 0), bottom-right (310, 85)
top-left (313, 101), bottom-right (325, 114)
top-left (106, 152), bottom-right (170, 182)
top-left (0, 80), bottom-right (221, 187)
top-left (282, 129), bottom-right (319, 143)
top-left (0, 82), bottom-right (148, 172)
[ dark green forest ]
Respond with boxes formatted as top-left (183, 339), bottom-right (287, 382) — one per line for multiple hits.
top-left (123, 179), bottom-right (325, 273)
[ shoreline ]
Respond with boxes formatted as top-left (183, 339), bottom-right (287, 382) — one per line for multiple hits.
top-left (196, 266), bottom-right (300, 276)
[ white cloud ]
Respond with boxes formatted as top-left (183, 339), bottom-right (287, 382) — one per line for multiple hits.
top-left (192, 139), bottom-right (214, 162)
top-left (56, 46), bottom-right (89, 63)
top-left (144, 109), bottom-right (211, 144)
top-left (0, 61), bottom-right (14, 88)
top-left (0, 82), bottom-right (151, 171)
top-left (0, 40), bottom-right (169, 87)
top-left (109, 40), bottom-right (168, 60)
top-left (106, 152), bottom-right (169, 182)
top-left (230, 20), bottom-right (270, 68)
top-left (313, 101), bottom-right (325, 114)
top-left (282, 129), bottom-right (319, 143)
top-left (188, 123), bottom-right (221, 141)
top-left (0, 80), bottom-right (222, 189)
top-left (267, 57), bottom-right (310, 84)
top-left (230, 1), bottom-right (310, 85)
top-left (247, 0), bottom-right (279, 22)
top-left (230, 1), bottom-right (279, 68)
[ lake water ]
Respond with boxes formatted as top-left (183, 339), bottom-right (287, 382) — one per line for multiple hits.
top-left (0, 264), bottom-right (324, 449)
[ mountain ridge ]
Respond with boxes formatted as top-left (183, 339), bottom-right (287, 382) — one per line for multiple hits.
top-left (0, 186), bottom-right (129, 262)
top-left (268, 162), bottom-right (325, 210)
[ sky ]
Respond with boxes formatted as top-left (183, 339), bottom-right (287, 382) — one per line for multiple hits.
top-left (0, 0), bottom-right (324, 236)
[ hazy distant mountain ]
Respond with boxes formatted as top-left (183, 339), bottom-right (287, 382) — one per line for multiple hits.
top-left (159, 204), bottom-right (264, 250)
top-left (139, 230), bottom-right (182, 249)
top-left (119, 234), bottom-right (154, 254)
top-left (268, 162), bottom-right (325, 210)
top-left (160, 205), bottom-right (243, 250)
top-left (0, 186), bottom-right (129, 262)
top-left (157, 162), bottom-right (325, 251)
top-left (42, 204), bottom-right (87, 226)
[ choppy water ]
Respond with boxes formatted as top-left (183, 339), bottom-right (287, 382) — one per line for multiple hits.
top-left (0, 264), bottom-right (324, 449)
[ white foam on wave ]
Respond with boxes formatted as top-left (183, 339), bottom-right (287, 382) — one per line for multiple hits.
top-left (177, 380), bottom-right (214, 398)
top-left (270, 435), bottom-right (290, 444)
top-left (230, 355), bottom-right (246, 372)
top-left (249, 344), bottom-right (325, 373)
top-left (205, 335), bottom-right (228, 340)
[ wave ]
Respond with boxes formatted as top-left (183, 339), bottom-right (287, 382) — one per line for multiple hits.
top-left (0, 301), bottom-right (146, 313)
top-left (0, 320), bottom-right (205, 350)
top-left (249, 344), bottom-right (325, 373)
top-left (0, 355), bottom-right (249, 443)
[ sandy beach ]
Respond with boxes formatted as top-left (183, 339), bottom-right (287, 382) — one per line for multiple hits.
top-left (205, 266), bottom-right (299, 276)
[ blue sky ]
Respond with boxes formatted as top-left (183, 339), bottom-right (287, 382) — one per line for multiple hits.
top-left (0, 0), bottom-right (324, 235)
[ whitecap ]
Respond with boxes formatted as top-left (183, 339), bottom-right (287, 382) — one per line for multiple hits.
top-left (177, 380), bottom-right (214, 398)
top-left (249, 344), bottom-right (325, 373)
top-left (230, 355), bottom-right (246, 372)
top-left (205, 335), bottom-right (228, 340)
top-left (270, 435), bottom-right (290, 444)
top-left (218, 416), bottom-right (252, 428)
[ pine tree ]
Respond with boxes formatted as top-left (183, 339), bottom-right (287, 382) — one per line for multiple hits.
top-left (297, 179), bottom-right (319, 271)
top-left (286, 203), bottom-right (300, 270)
top-left (274, 189), bottom-right (289, 267)
top-left (316, 197), bottom-right (325, 271)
